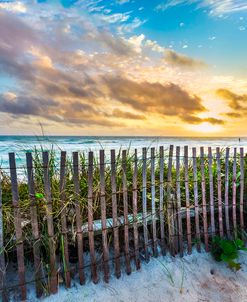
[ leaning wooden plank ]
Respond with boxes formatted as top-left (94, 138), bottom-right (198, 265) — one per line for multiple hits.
top-left (99, 150), bottom-right (110, 282)
top-left (208, 147), bottom-right (215, 238)
top-left (26, 152), bottom-right (43, 297)
top-left (192, 148), bottom-right (201, 252)
top-left (42, 151), bottom-right (57, 294)
top-left (159, 146), bottom-right (166, 255)
top-left (122, 150), bottom-right (131, 274)
top-left (184, 146), bottom-right (192, 254)
top-left (111, 149), bottom-right (121, 278)
top-left (132, 149), bottom-right (141, 269)
top-left (167, 145), bottom-right (175, 256)
top-left (87, 151), bottom-right (98, 284)
top-left (216, 147), bottom-right (224, 238)
top-left (224, 148), bottom-right (231, 238)
top-left (240, 147), bottom-right (245, 239)
top-left (232, 147), bottom-right (237, 238)
top-left (151, 148), bottom-right (158, 257)
top-left (200, 147), bottom-right (209, 252)
top-left (59, 151), bottom-right (71, 288)
top-left (9, 152), bottom-right (26, 300)
top-left (0, 171), bottom-right (8, 302)
top-left (72, 152), bottom-right (85, 285)
top-left (142, 147), bottom-right (149, 261)
top-left (176, 147), bottom-right (183, 257)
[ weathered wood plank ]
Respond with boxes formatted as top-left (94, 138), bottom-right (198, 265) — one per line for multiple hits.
top-left (200, 147), bottom-right (209, 252)
top-left (122, 150), bottom-right (131, 274)
top-left (59, 151), bottom-right (71, 288)
top-left (159, 146), bottom-right (166, 255)
top-left (87, 151), bottom-right (98, 284)
top-left (216, 147), bottom-right (224, 238)
top-left (0, 170), bottom-right (8, 302)
top-left (26, 152), bottom-right (43, 297)
top-left (132, 149), bottom-right (140, 269)
top-left (208, 147), bottom-right (215, 237)
top-left (99, 150), bottom-right (110, 282)
top-left (232, 147), bottom-right (237, 238)
top-left (151, 148), bottom-right (158, 257)
top-left (111, 149), bottom-right (121, 278)
top-left (142, 147), bottom-right (149, 261)
top-left (9, 152), bottom-right (26, 300)
top-left (72, 152), bottom-right (85, 285)
top-left (192, 148), bottom-right (201, 252)
top-left (176, 147), bottom-right (183, 257)
top-left (167, 145), bottom-right (175, 256)
top-left (184, 146), bottom-right (192, 254)
top-left (224, 147), bottom-right (231, 238)
top-left (240, 147), bottom-right (245, 238)
top-left (42, 151), bottom-right (57, 294)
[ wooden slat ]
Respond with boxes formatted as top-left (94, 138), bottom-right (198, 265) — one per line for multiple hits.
top-left (142, 147), bottom-right (149, 261)
top-left (176, 147), bottom-right (183, 257)
top-left (0, 171), bottom-right (8, 302)
top-left (167, 145), bottom-right (175, 256)
top-left (99, 150), bottom-right (110, 282)
top-left (184, 146), bottom-right (192, 254)
top-left (240, 147), bottom-right (245, 238)
top-left (224, 148), bottom-right (231, 238)
top-left (59, 151), bottom-right (71, 288)
top-left (132, 149), bottom-right (140, 269)
top-left (42, 151), bottom-right (57, 294)
top-left (122, 150), bottom-right (131, 274)
top-left (192, 148), bottom-right (201, 252)
top-left (159, 146), bottom-right (166, 255)
top-left (208, 147), bottom-right (215, 237)
top-left (26, 152), bottom-right (43, 297)
top-left (216, 147), bottom-right (224, 238)
top-left (232, 148), bottom-right (237, 238)
top-left (111, 149), bottom-right (121, 278)
top-left (9, 153), bottom-right (26, 300)
top-left (87, 151), bottom-right (98, 284)
top-left (151, 148), bottom-right (158, 257)
top-left (200, 147), bottom-right (209, 252)
top-left (72, 152), bottom-right (85, 285)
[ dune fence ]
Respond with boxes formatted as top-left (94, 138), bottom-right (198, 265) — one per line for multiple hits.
top-left (0, 145), bottom-right (246, 301)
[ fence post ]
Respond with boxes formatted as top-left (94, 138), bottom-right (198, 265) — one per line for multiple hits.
top-left (232, 148), bottom-right (237, 238)
top-left (142, 147), bottom-right (149, 261)
top-left (59, 151), bottom-right (71, 288)
top-left (132, 149), bottom-right (140, 269)
top-left (184, 146), bottom-right (192, 254)
top-left (224, 148), bottom-right (231, 238)
top-left (208, 147), bottom-right (215, 238)
top-left (216, 147), bottom-right (224, 238)
top-left (159, 146), bottom-right (166, 255)
top-left (200, 147), bottom-right (209, 252)
top-left (26, 152), bottom-right (43, 297)
top-left (99, 150), bottom-right (110, 282)
top-left (72, 152), bottom-right (85, 285)
top-left (151, 148), bottom-right (158, 257)
top-left (240, 147), bottom-right (245, 239)
top-left (176, 146), bottom-right (183, 256)
top-left (9, 153), bottom-right (26, 300)
top-left (192, 148), bottom-right (201, 252)
top-left (111, 149), bottom-right (121, 278)
top-left (42, 151), bottom-right (58, 294)
top-left (0, 171), bottom-right (7, 302)
top-left (87, 151), bottom-right (98, 284)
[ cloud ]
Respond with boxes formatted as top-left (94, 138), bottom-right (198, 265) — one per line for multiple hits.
top-left (216, 88), bottom-right (247, 110)
top-left (181, 114), bottom-right (225, 124)
top-left (112, 109), bottom-right (146, 120)
top-left (164, 50), bottom-right (207, 69)
top-left (155, 1), bottom-right (247, 15)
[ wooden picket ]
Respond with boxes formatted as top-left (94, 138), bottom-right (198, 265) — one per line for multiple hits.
top-left (216, 147), bottom-right (224, 238)
top-left (142, 147), bottom-right (149, 261)
top-left (224, 147), bottom-right (230, 238)
top-left (232, 148), bottom-right (237, 238)
top-left (151, 147), bottom-right (158, 257)
top-left (208, 147), bottom-right (216, 237)
top-left (159, 146), bottom-right (166, 255)
top-left (176, 146), bottom-right (183, 256)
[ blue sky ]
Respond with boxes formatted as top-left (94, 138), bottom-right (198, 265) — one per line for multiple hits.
top-left (0, 0), bottom-right (247, 135)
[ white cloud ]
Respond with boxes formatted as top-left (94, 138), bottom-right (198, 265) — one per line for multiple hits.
top-left (0, 1), bottom-right (26, 12)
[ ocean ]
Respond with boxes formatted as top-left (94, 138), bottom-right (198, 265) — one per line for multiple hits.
top-left (0, 136), bottom-right (246, 169)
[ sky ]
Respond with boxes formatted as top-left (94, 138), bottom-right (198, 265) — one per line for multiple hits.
top-left (0, 0), bottom-right (247, 136)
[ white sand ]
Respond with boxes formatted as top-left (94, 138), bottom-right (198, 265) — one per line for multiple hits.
top-left (23, 250), bottom-right (247, 302)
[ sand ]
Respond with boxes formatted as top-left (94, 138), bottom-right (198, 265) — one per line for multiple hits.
top-left (19, 250), bottom-right (247, 302)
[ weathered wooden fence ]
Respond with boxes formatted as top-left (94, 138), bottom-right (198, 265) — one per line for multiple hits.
top-left (0, 145), bottom-right (246, 301)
